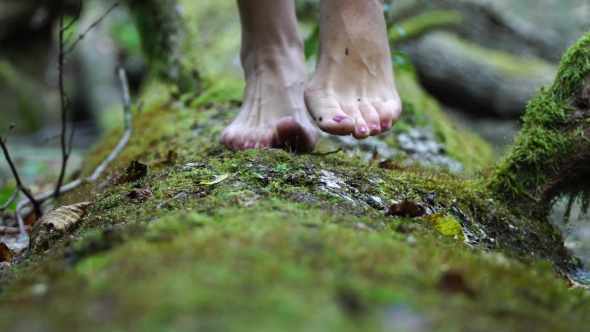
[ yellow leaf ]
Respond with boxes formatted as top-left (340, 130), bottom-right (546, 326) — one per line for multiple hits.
top-left (200, 174), bottom-right (230, 185)
top-left (424, 213), bottom-right (465, 241)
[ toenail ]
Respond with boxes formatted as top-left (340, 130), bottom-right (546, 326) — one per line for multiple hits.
top-left (259, 143), bottom-right (267, 148)
top-left (247, 142), bottom-right (255, 148)
top-left (381, 122), bottom-right (389, 129)
top-left (359, 126), bottom-right (367, 133)
top-left (371, 124), bottom-right (379, 131)
top-left (333, 116), bottom-right (350, 123)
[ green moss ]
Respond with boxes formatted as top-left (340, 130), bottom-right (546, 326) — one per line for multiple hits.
top-left (1, 204), bottom-right (589, 331)
top-left (488, 31), bottom-right (590, 219)
top-left (388, 10), bottom-right (463, 44)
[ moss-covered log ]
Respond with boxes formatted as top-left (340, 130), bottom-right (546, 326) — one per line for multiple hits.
top-left (387, 10), bottom-right (462, 44)
top-left (488, 33), bottom-right (590, 221)
top-left (2, 4), bottom-right (590, 331)
top-left (397, 31), bottom-right (557, 118)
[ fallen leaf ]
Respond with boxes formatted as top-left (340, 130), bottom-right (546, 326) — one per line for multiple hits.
top-left (29, 202), bottom-right (93, 252)
top-left (438, 271), bottom-right (475, 298)
top-left (0, 243), bottom-right (13, 264)
top-left (127, 188), bottom-right (154, 202)
top-left (200, 174), bottom-right (229, 185)
top-left (424, 213), bottom-right (465, 240)
top-left (386, 201), bottom-right (426, 218)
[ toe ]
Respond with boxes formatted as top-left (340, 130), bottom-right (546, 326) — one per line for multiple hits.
top-left (277, 116), bottom-right (318, 152)
top-left (255, 126), bottom-right (275, 149)
top-left (243, 131), bottom-right (259, 150)
top-left (374, 101), bottom-right (394, 130)
top-left (359, 104), bottom-right (381, 136)
top-left (220, 128), bottom-right (237, 150)
top-left (312, 106), bottom-right (356, 136)
top-left (343, 106), bottom-right (370, 139)
top-left (387, 97), bottom-right (403, 123)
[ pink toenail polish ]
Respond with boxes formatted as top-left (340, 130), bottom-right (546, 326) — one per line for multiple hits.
top-left (359, 126), bottom-right (367, 133)
top-left (248, 142), bottom-right (255, 148)
top-left (381, 122), bottom-right (389, 129)
top-left (371, 124), bottom-right (379, 131)
top-left (259, 143), bottom-right (267, 148)
top-left (333, 116), bottom-right (350, 123)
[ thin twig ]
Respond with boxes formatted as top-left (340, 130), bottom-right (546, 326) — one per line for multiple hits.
top-left (54, 1), bottom-right (120, 198)
top-left (62, 0), bottom-right (83, 32)
top-left (0, 134), bottom-right (42, 219)
top-left (3, 123), bottom-right (15, 143)
top-left (88, 68), bottom-right (132, 182)
top-left (15, 69), bottom-right (133, 237)
top-left (0, 188), bottom-right (19, 212)
top-left (54, 10), bottom-right (69, 198)
top-left (63, 3), bottom-right (120, 56)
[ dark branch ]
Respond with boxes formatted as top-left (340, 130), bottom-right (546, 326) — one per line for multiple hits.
top-left (63, 3), bottom-right (120, 56)
top-left (55, 1), bottom-right (120, 198)
top-left (54, 10), bottom-right (70, 198)
top-left (61, 0), bottom-right (83, 32)
top-left (0, 132), bottom-right (42, 220)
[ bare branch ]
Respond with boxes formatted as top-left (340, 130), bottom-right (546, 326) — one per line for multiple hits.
top-left (63, 3), bottom-right (120, 56)
top-left (55, 1), bottom-right (120, 198)
top-left (54, 10), bottom-right (70, 198)
top-left (89, 67), bottom-right (132, 182)
top-left (0, 132), bottom-right (42, 220)
top-left (3, 123), bottom-right (14, 143)
top-left (15, 69), bottom-right (133, 237)
top-left (0, 188), bottom-right (18, 212)
top-left (61, 0), bottom-right (83, 32)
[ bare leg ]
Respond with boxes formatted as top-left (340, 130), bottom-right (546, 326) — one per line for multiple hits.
top-left (305, 0), bottom-right (402, 138)
top-left (220, 0), bottom-right (318, 151)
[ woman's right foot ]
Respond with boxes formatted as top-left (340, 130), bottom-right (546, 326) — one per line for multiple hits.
top-left (220, 0), bottom-right (318, 151)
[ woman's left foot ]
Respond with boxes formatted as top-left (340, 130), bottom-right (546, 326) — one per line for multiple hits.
top-left (305, 0), bottom-right (402, 139)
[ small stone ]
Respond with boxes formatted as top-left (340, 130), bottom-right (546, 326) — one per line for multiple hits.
top-left (31, 283), bottom-right (48, 296)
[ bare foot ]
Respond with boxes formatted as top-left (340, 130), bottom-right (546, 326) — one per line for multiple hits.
top-left (305, 0), bottom-right (402, 138)
top-left (220, 0), bottom-right (318, 151)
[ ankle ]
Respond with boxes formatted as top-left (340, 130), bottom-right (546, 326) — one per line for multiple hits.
top-left (240, 42), bottom-right (304, 72)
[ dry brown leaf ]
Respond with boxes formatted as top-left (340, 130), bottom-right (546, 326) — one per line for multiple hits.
top-left (0, 243), bottom-right (13, 264)
top-left (29, 202), bottom-right (93, 252)
top-left (386, 201), bottom-right (426, 218)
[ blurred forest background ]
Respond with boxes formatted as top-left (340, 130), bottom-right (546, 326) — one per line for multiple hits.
top-left (0, 0), bottom-right (589, 258)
